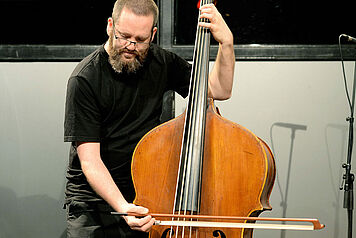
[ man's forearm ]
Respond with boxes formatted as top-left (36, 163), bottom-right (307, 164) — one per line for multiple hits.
top-left (208, 41), bottom-right (235, 100)
top-left (77, 142), bottom-right (128, 212)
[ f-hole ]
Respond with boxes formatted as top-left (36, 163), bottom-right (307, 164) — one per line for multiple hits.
top-left (161, 228), bottom-right (174, 238)
top-left (213, 230), bottom-right (226, 238)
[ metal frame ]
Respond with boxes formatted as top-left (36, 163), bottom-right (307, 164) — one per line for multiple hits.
top-left (1, 44), bottom-right (356, 62)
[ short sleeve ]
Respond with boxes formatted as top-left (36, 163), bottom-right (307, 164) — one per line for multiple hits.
top-left (169, 54), bottom-right (192, 98)
top-left (64, 76), bottom-right (102, 142)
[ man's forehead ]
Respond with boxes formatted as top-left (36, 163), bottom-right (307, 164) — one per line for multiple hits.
top-left (117, 7), bottom-right (154, 28)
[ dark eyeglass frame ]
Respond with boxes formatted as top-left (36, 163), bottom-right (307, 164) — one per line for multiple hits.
top-left (112, 19), bottom-right (154, 49)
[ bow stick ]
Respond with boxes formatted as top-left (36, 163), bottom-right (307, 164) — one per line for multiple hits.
top-left (111, 212), bottom-right (325, 231)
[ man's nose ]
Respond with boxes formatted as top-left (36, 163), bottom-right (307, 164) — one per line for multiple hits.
top-left (126, 41), bottom-right (137, 50)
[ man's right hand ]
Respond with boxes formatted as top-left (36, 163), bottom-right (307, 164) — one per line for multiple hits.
top-left (121, 203), bottom-right (156, 232)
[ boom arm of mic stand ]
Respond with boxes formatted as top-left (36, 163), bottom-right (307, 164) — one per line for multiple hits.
top-left (341, 61), bottom-right (356, 238)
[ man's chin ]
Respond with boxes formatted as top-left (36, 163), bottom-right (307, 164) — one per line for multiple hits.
top-left (109, 55), bottom-right (141, 74)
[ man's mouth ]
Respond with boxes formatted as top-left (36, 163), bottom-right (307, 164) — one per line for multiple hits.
top-left (122, 49), bottom-right (137, 56)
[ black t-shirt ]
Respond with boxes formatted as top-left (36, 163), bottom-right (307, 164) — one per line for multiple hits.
top-left (64, 44), bottom-right (191, 204)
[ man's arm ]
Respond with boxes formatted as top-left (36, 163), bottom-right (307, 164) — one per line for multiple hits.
top-left (76, 142), bottom-right (155, 232)
top-left (199, 3), bottom-right (235, 100)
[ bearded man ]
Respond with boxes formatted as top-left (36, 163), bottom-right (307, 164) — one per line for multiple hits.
top-left (64, 0), bottom-right (235, 237)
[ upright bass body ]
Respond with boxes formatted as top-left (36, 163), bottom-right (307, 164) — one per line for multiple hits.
top-left (132, 1), bottom-right (275, 236)
top-left (132, 99), bottom-right (276, 238)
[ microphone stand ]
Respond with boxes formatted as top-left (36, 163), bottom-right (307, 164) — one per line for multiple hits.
top-left (340, 62), bottom-right (356, 238)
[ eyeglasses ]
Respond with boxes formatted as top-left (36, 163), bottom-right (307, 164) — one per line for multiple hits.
top-left (112, 21), bottom-right (151, 49)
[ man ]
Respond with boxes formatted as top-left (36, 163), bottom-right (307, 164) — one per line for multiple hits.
top-left (64, 0), bottom-right (235, 237)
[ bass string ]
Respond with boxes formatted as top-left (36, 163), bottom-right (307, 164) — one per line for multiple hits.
top-left (189, 0), bottom-right (212, 223)
top-left (172, 0), bottom-right (212, 237)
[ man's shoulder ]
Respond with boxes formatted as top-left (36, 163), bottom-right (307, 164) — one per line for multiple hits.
top-left (70, 45), bottom-right (107, 79)
top-left (150, 43), bottom-right (185, 65)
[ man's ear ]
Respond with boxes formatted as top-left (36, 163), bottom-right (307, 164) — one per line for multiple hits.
top-left (151, 26), bottom-right (158, 42)
top-left (106, 17), bottom-right (114, 36)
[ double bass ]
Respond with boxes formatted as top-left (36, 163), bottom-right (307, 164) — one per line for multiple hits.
top-left (121, 1), bottom-right (325, 237)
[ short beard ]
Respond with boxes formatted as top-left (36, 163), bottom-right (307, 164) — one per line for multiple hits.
top-left (107, 34), bottom-right (149, 74)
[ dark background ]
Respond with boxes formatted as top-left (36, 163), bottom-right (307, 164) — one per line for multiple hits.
top-left (0, 0), bottom-right (355, 45)
top-left (0, 0), bottom-right (115, 44)
top-left (175, 0), bottom-right (356, 45)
